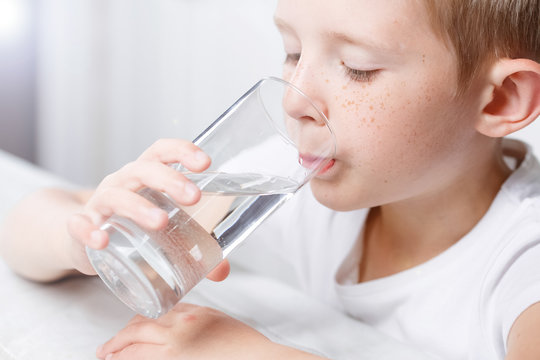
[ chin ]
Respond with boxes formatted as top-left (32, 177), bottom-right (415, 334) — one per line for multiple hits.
top-left (309, 178), bottom-right (357, 212)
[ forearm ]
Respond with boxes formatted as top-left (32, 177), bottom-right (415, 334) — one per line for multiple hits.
top-left (0, 188), bottom-right (88, 282)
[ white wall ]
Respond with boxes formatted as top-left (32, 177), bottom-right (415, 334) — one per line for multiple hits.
top-left (36, 0), bottom-right (282, 186)
top-left (34, 0), bottom-right (539, 186)
top-left (0, 0), bottom-right (36, 162)
top-left (512, 117), bottom-right (540, 155)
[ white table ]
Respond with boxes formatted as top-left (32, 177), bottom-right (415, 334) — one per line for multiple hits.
top-left (0, 150), bottom-right (436, 360)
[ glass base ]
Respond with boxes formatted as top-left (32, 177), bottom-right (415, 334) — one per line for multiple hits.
top-left (86, 216), bottom-right (183, 319)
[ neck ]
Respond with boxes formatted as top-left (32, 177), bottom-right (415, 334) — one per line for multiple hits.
top-left (359, 139), bottom-right (512, 282)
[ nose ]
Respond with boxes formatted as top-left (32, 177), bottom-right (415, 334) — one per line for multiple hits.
top-left (279, 66), bottom-right (335, 161)
top-left (282, 66), bottom-right (328, 126)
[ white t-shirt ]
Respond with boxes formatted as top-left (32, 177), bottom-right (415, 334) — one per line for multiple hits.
top-left (237, 139), bottom-right (540, 359)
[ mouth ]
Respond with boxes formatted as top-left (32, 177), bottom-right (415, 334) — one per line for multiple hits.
top-left (299, 154), bottom-right (336, 175)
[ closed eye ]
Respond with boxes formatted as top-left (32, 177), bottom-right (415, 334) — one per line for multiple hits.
top-left (343, 63), bottom-right (379, 82)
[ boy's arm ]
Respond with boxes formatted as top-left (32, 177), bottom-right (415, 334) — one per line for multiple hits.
top-left (0, 188), bottom-right (94, 282)
top-left (505, 302), bottom-right (540, 359)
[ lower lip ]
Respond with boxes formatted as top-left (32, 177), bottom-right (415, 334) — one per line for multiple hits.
top-left (299, 155), bottom-right (336, 175)
top-left (317, 159), bottom-right (335, 175)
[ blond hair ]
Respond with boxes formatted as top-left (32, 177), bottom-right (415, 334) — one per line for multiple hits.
top-left (423, 0), bottom-right (540, 94)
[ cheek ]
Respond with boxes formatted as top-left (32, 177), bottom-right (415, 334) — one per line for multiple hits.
top-left (332, 80), bottom-right (466, 184)
top-left (330, 84), bottom-right (403, 164)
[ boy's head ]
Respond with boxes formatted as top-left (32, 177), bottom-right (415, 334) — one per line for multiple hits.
top-left (275, 0), bottom-right (540, 211)
top-left (423, 0), bottom-right (540, 95)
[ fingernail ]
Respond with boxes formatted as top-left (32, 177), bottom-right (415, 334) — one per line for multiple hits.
top-left (146, 208), bottom-right (165, 226)
top-left (90, 231), bottom-right (104, 248)
top-left (194, 150), bottom-right (209, 163)
top-left (105, 354), bottom-right (113, 360)
top-left (96, 345), bottom-right (103, 355)
top-left (184, 182), bottom-right (199, 200)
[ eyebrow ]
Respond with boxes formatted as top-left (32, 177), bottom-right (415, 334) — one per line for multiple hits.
top-left (324, 30), bottom-right (394, 54)
top-left (274, 16), bottom-right (395, 54)
top-left (327, 31), bottom-right (367, 46)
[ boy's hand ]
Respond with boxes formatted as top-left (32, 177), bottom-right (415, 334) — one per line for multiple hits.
top-left (65, 139), bottom-right (211, 275)
top-left (206, 260), bottom-right (231, 281)
top-left (96, 303), bottom-right (276, 360)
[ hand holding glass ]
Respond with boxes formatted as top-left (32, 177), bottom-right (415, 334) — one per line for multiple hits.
top-left (86, 77), bottom-right (336, 318)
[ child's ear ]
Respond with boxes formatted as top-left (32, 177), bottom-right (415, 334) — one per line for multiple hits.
top-left (476, 58), bottom-right (540, 138)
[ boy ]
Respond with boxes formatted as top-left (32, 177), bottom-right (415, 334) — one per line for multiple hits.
top-left (1, 0), bottom-right (540, 359)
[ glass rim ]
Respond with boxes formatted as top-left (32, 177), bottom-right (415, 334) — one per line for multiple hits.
top-left (261, 76), bottom-right (337, 159)
top-left (193, 76), bottom-right (337, 160)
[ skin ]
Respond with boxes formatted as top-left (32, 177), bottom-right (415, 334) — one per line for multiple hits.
top-left (1, 0), bottom-right (540, 359)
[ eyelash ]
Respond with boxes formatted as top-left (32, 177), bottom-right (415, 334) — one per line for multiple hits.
top-left (284, 53), bottom-right (379, 82)
top-left (284, 53), bottom-right (300, 64)
top-left (343, 66), bottom-right (378, 82)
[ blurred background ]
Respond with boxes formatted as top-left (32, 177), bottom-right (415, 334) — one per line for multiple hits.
top-left (0, 0), bottom-right (282, 186)
top-left (0, 0), bottom-right (539, 187)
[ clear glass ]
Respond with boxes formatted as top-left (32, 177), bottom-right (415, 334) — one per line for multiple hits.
top-left (86, 77), bottom-right (336, 318)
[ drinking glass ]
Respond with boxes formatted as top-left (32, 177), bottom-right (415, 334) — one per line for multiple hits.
top-left (86, 77), bottom-right (336, 318)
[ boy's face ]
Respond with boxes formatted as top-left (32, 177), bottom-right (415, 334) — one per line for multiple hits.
top-left (276, 0), bottom-right (485, 211)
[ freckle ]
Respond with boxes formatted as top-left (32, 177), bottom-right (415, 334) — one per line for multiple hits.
top-left (362, 85), bottom-right (366, 89)
top-left (369, 105), bottom-right (374, 110)
top-left (325, 79), bottom-right (329, 83)
top-left (342, 85), bottom-right (347, 90)
top-left (370, 117), bottom-right (375, 123)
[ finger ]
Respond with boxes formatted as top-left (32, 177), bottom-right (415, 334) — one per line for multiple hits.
top-left (138, 139), bottom-right (211, 172)
top-left (97, 321), bottom-right (167, 358)
top-left (87, 188), bottom-right (169, 230)
top-left (99, 343), bottom-right (164, 360)
top-left (206, 260), bottom-right (230, 282)
top-left (99, 162), bottom-right (203, 206)
top-left (67, 213), bottom-right (107, 249)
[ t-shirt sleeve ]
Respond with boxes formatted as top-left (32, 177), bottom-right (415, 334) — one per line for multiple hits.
top-left (491, 230), bottom-right (540, 353)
